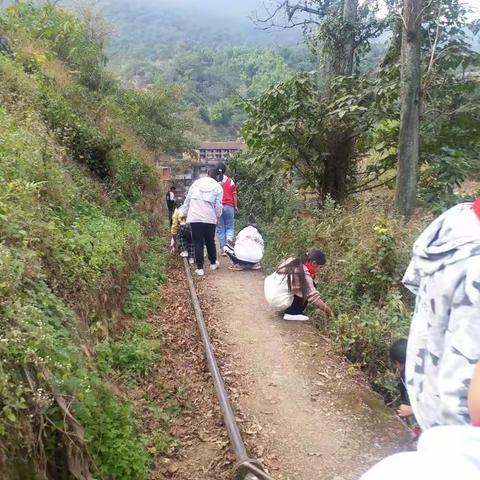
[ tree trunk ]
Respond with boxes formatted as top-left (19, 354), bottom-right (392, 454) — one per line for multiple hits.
top-left (340, 0), bottom-right (357, 76)
top-left (322, 0), bottom-right (358, 78)
top-left (395, 0), bottom-right (422, 219)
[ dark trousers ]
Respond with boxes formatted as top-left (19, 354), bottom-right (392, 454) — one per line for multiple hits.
top-left (190, 222), bottom-right (217, 269)
top-left (284, 295), bottom-right (307, 315)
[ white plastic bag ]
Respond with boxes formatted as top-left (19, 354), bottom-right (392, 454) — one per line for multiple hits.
top-left (264, 272), bottom-right (294, 311)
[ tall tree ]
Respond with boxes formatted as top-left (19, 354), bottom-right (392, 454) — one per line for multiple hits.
top-left (395, 0), bottom-right (422, 218)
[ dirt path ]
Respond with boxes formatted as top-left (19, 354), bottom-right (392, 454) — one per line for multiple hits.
top-left (195, 259), bottom-right (412, 480)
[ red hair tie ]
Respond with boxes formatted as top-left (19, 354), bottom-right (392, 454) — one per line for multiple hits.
top-left (473, 198), bottom-right (480, 220)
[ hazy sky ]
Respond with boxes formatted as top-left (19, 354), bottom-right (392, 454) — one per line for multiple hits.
top-left (144, 0), bottom-right (478, 19)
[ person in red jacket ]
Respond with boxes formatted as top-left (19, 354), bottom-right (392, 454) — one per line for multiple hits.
top-left (216, 162), bottom-right (238, 255)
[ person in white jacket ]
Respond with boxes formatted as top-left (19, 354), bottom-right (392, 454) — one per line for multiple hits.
top-left (224, 224), bottom-right (264, 271)
top-left (181, 169), bottom-right (223, 276)
top-left (361, 199), bottom-right (480, 480)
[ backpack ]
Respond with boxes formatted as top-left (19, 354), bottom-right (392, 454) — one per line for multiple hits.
top-left (264, 272), bottom-right (294, 311)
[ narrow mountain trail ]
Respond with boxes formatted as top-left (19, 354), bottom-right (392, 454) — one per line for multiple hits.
top-left (146, 257), bottom-right (411, 479)
top-left (195, 258), bottom-right (412, 480)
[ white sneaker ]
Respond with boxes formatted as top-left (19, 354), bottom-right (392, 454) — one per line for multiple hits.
top-left (195, 269), bottom-right (204, 276)
top-left (221, 251), bottom-right (227, 256)
top-left (283, 313), bottom-right (309, 321)
top-left (180, 251), bottom-right (188, 257)
top-left (210, 261), bottom-right (220, 271)
top-left (251, 263), bottom-right (262, 270)
top-left (188, 258), bottom-right (195, 265)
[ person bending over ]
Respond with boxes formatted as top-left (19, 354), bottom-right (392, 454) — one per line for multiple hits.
top-left (224, 223), bottom-right (264, 271)
top-left (170, 204), bottom-right (194, 264)
top-left (276, 250), bottom-right (332, 321)
top-left (390, 339), bottom-right (414, 419)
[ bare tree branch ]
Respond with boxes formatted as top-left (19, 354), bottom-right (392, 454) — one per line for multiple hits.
top-left (251, 0), bottom-right (329, 30)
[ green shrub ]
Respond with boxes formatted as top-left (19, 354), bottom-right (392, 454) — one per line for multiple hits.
top-left (76, 386), bottom-right (151, 480)
top-left (97, 333), bottom-right (159, 383)
top-left (56, 212), bottom-right (141, 291)
top-left (38, 80), bottom-right (117, 178)
top-left (2, 3), bottom-right (105, 89)
top-left (124, 238), bottom-right (167, 320)
top-left (96, 237), bottom-right (167, 383)
top-left (108, 148), bottom-right (154, 204)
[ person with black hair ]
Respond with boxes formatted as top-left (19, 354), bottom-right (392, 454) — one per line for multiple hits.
top-left (216, 162), bottom-right (238, 255)
top-left (181, 169), bottom-right (223, 276)
top-left (276, 250), bottom-right (332, 321)
top-left (390, 339), bottom-right (414, 419)
top-left (166, 186), bottom-right (176, 226)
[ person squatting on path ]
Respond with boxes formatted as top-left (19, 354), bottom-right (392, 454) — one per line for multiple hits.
top-left (277, 250), bottom-right (332, 321)
top-left (216, 162), bottom-right (238, 255)
top-left (170, 204), bottom-right (194, 265)
top-left (224, 222), bottom-right (264, 271)
top-left (361, 199), bottom-right (480, 480)
top-left (166, 185), bottom-right (176, 226)
top-left (181, 168), bottom-right (223, 276)
top-left (389, 339), bottom-right (421, 438)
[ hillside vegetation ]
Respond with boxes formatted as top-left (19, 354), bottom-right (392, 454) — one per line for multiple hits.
top-left (89, 0), bottom-right (313, 137)
top-left (0, 3), bottom-right (185, 479)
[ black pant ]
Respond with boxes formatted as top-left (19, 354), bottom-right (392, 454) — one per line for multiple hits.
top-left (224, 243), bottom-right (256, 268)
top-left (190, 223), bottom-right (217, 269)
top-left (284, 296), bottom-right (307, 315)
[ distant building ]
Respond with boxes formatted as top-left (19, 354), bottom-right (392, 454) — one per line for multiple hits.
top-left (159, 141), bottom-right (245, 199)
top-left (193, 141), bottom-right (245, 179)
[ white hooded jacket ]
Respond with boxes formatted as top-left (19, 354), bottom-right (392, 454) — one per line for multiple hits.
top-left (402, 202), bottom-right (480, 430)
top-left (181, 176), bottom-right (223, 225)
top-left (233, 225), bottom-right (264, 264)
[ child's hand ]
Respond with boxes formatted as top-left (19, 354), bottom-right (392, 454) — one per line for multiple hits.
top-left (397, 404), bottom-right (414, 417)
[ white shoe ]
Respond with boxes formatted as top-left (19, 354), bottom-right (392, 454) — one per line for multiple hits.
top-left (189, 258), bottom-right (195, 265)
top-left (195, 269), bottom-right (204, 276)
top-left (210, 261), bottom-right (220, 271)
top-left (180, 251), bottom-right (188, 257)
top-left (221, 251), bottom-right (227, 256)
top-left (251, 263), bottom-right (262, 270)
top-left (283, 313), bottom-right (309, 321)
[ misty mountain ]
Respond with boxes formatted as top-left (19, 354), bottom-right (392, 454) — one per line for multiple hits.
top-left (97, 0), bottom-right (302, 56)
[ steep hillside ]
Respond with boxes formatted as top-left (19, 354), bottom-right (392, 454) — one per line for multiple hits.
top-left (0, 3), bottom-right (187, 479)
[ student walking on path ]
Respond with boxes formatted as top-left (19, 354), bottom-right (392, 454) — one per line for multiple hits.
top-left (216, 162), bottom-right (238, 255)
top-left (166, 186), bottom-right (176, 226)
top-left (181, 169), bottom-right (223, 276)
